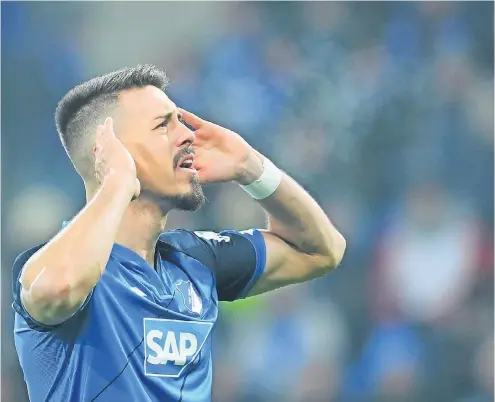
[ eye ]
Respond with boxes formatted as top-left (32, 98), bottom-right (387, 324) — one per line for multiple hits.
top-left (155, 116), bottom-right (172, 131)
top-left (178, 114), bottom-right (185, 125)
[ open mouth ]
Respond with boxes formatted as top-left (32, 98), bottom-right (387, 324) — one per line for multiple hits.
top-left (177, 154), bottom-right (196, 172)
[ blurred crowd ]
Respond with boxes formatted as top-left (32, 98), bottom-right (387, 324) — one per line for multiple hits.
top-left (2, 2), bottom-right (493, 402)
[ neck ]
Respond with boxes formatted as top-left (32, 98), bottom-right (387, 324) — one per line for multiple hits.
top-left (86, 186), bottom-right (169, 266)
top-left (116, 198), bottom-right (168, 266)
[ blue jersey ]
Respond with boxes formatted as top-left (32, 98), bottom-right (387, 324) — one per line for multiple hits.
top-left (12, 229), bottom-right (267, 402)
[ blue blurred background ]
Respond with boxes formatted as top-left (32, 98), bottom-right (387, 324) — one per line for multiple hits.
top-left (1, 2), bottom-right (493, 401)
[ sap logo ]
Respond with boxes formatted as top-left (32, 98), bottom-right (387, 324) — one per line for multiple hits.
top-left (147, 331), bottom-right (196, 366)
top-left (143, 318), bottom-right (213, 377)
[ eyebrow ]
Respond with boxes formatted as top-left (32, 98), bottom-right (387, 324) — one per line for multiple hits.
top-left (154, 112), bottom-right (173, 121)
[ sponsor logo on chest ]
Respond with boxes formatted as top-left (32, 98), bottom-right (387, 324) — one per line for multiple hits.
top-left (143, 318), bottom-right (213, 377)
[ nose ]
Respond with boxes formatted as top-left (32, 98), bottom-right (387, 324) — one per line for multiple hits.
top-left (177, 124), bottom-right (195, 148)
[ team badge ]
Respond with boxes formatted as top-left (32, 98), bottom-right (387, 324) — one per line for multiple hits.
top-left (176, 280), bottom-right (202, 315)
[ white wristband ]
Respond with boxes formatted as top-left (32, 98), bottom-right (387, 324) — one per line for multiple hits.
top-left (240, 158), bottom-right (282, 200)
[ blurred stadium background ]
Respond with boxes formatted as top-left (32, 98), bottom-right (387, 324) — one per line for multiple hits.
top-left (1, 2), bottom-right (493, 401)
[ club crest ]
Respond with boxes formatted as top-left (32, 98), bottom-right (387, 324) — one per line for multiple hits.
top-left (175, 280), bottom-right (202, 315)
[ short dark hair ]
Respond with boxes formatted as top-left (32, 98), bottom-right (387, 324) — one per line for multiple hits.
top-left (55, 64), bottom-right (169, 178)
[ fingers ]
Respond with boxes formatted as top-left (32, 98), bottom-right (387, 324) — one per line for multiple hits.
top-left (192, 152), bottom-right (211, 184)
top-left (192, 134), bottom-right (206, 147)
top-left (102, 117), bottom-right (115, 139)
top-left (96, 117), bottom-right (115, 142)
top-left (180, 109), bottom-right (204, 129)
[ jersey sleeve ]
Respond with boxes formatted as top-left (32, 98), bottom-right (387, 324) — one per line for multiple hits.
top-left (11, 245), bottom-right (93, 331)
top-left (164, 229), bottom-right (267, 301)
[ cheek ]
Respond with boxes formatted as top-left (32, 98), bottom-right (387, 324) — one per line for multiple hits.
top-left (128, 141), bottom-right (173, 181)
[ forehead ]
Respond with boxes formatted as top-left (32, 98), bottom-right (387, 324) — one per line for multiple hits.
top-left (118, 85), bottom-right (175, 121)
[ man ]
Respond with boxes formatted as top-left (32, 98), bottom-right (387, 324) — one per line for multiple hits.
top-left (12, 65), bottom-right (346, 402)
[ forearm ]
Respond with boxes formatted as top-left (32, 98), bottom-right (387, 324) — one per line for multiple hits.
top-left (20, 174), bottom-right (133, 322)
top-left (238, 152), bottom-right (346, 268)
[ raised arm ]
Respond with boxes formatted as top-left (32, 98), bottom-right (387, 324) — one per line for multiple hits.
top-left (19, 118), bottom-right (140, 325)
top-left (239, 153), bottom-right (346, 295)
top-left (181, 110), bottom-right (346, 296)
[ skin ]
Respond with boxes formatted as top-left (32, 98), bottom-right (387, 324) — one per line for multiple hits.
top-left (19, 85), bottom-right (346, 326)
top-left (115, 86), bottom-right (200, 202)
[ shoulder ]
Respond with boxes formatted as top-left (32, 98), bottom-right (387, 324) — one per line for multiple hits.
top-left (159, 228), bottom-right (240, 253)
top-left (158, 228), bottom-right (266, 270)
top-left (159, 228), bottom-right (266, 252)
top-left (158, 229), bottom-right (260, 268)
top-left (159, 229), bottom-right (210, 253)
top-left (159, 229), bottom-right (232, 247)
top-left (159, 229), bottom-right (262, 246)
top-left (159, 229), bottom-right (267, 301)
top-left (158, 229), bottom-right (258, 259)
top-left (158, 229), bottom-right (218, 268)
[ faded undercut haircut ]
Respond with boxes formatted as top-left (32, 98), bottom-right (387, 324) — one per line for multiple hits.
top-left (55, 64), bottom-right (169, 179)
